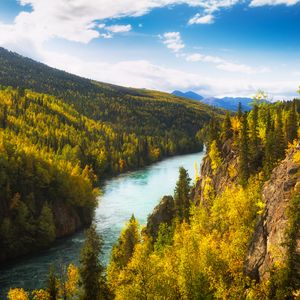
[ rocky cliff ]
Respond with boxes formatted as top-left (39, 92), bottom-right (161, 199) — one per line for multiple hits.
top-left (146, 140), bottom-right (300, 287)
top-left (146, 195), bottom-right (175, 240)
top-left (245, 144), bottom-right (300, 282)
top-left (194, 142), bottom-right (300, 284)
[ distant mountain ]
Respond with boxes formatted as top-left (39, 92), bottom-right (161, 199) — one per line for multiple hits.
top-left (172, 90), bottom-right (255, 111)
top-left (172, 90), bottom-right (204, 101)
top-left (202, 97), bottom-right (254, 111)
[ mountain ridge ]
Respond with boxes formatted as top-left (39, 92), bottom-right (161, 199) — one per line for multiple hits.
top-left (172, 90), bottom-right (254, 111)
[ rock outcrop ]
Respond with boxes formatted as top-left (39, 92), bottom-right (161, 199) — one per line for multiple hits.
top-left (146, 195), bottom-right (175, 240)
top-left (193, 139), bottom-right (238, 205)
top-left (245, 145), bottom-right (300, 281)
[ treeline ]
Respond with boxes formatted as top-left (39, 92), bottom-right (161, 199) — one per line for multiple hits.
top-left (204, 98), bottom-right (300, 185)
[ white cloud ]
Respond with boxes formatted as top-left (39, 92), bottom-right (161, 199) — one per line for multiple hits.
top-left (250, 0), bottom-right (300, 6)
top-left (2, 0), bottom-right (299, 56)
top-left (0, 0), bottom-right (245, 54)
top-left (99, 32), bottom-right (113, 39)
top-left (42, 50), bottom-right (298, 100)
top-left (105, 24), bottom-right (132, 33)
top-left (186, 52), bottom-right (270, 74)
top-left (162, 32), bottom-right (185, 53)
top-left (217, 62), bottom-right (269, 74)
top-left (186, 53), bottom-right (224, 64)
top-left (188, 14), bottom-right (214, 24)
top-left (0, 0), bottom-right (297, 99)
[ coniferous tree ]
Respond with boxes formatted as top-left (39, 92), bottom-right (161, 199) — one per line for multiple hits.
top-left (275, 108), bottom-right (286, 160)
top-left (110, 215), bottom-right (140, 270)
top-left (1, 105), bottom-right (7, 129)
top-left (47, 265), bottom-right (59, 300)
top-left (222, 112), bottom-right (232, 142)
top-left (174, 167), bottom-right (191, 221)
top-left (239, 113), bottom-right (250, 186)
top-left (249, 104), bottom-right (261, 171)
top-left (237, 102), bottom-right (243, 120)
top-left (286, 100), bottom-right (298, 143)
top-left (79, 225), bottom-right (107, 300)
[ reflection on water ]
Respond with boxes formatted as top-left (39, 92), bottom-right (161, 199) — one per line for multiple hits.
top-left (0, 151), bottom-right (204, 294)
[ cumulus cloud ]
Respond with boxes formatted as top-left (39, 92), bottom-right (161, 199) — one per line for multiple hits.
top-left (1, 0), bottom-right (299, 55)
top-left (162, 32), bottom-right (185, 53)
top-left (250, 0), bottom-right (300, 6)
top-left (105, 24), bottom-right (132, 33)
top-left (188, 14), bottom-right (214, 24)
top-left (42, 50), bottom-right (297, 99)
top-left (186, 53), bottom-right (224, 64)
top-left (0, 0), bottom-right (297, 99)
top-left (185, 52), bottom-right (269, 74)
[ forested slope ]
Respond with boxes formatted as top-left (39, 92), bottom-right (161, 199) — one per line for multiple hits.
top-left (107, 98), bottom-right (300, 299)
top-left (0, 47), bottom-right (218, 137)
top-left (0, 47), bottom-right (221, 263)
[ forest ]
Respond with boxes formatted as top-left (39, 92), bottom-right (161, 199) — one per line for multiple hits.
top-left (5, 93), bottom-right (300, 299)
top-left (0, 47), bottom-right (223, 263)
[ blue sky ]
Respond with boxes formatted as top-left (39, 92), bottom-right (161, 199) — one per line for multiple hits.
top-left (0, 0), bottom-right (299, 99)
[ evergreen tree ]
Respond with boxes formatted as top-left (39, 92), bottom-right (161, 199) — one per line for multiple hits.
top-left (47, 265), bottom-right (59, 300)
top-left (264, 129), bottom-right (276, 178)
top-left (286, 100), bottom-right (298, 143)
top-left (250, 104), bottom-right (259, 150)
top-left (174, 167), bottom-right (191, 221)
top-left (110, 215), bottom-right (140, 270)
top-left (79, 225), bottom-right (107, 300)
top-left (237, 102), bottom-right (243, 120)
top-left (249, 104), bottom-right (261, 171)
top-left (36, 203), bottom-right (56, 248)
top-left (222, 112), bottom-right (232, 142)
top-left (274, 108), bottom-right (286, 160)
top-left (1, 105), bottom-right (7, 129)
top-left (207, 115), bottom-right (220, 147)
top-left (239, 113), bottom-right (250, 186)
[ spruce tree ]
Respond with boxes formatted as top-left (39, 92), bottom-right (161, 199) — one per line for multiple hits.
top-left (79, 225), bottom-right (107, 300)
top-left (110, 215), bottom-right (140, 269)
top-left (47, 265), bottom-right (59, 300)
top-left (286, 100), bottom-right (298, 143)
top-left (249, 104), bottom-right (260, 171)
top-left (222, 112), bottom-right (232, 142)
top-left (239, 113), bottom-right (250, 186)
top-left (275, 108), bottom-right (286, 160)
top-left (174, 167), bottom-right (191, 221)
top-left (237, 102), bottom-right (243, 120)
top-left (207, 115), bottom-right (220, 147)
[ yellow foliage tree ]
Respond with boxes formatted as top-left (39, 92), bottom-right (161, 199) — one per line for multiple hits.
top-left (208, 140), bottom-right (222, 175)
top-left (64, 264), bottom-right (80, 298)
top-left (31, 289), bottom-right (51, 300)
top-left (7, 288), bottom-right (29, 300)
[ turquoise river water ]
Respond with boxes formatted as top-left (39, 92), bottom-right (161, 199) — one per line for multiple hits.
top-left (0, 150), bottom-right (204, 294)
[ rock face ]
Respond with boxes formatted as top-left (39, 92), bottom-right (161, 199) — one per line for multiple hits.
top-left (193, 139), bottom-right (238, 205)
top-left (194, 141), bottom-right (300, 283)
top-left (146, 195), bottom-right (175, 240)
top-left (245, 145), bottom-right (300, 281)
top-left (52, 200), bottom-right (92, 238)
top-left (146, 139), bottom-right (300, 286)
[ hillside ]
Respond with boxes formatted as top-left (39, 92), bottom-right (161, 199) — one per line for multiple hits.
top-left (107, 99), bottom-right (300, 299)
top-left (0, 48), bottom-right (222, 263)
top-left (0, 47), bottom-right (219, 137)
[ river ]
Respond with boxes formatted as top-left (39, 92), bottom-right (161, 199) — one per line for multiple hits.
top-left (0, 151), bottom-right (204, 294)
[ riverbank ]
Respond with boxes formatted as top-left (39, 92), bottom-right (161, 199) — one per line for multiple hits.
top-left (0, 150), bottom-right (204, 294)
